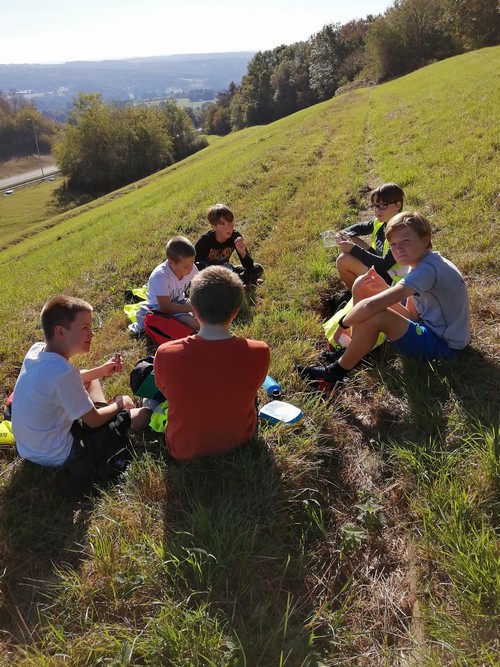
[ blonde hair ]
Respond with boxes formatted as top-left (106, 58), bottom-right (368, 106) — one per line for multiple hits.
top-left (386, 211), bottom-right (433, 248)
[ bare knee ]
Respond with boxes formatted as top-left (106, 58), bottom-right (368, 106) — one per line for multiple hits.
top-left (336, 253), bottom-right (352, 273)
top-left (336, 253), bottom-right (369, 290)
top-left (352, 274), bottom-right (372, 301)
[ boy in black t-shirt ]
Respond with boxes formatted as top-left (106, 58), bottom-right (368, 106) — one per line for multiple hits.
top-left (195, 203), bottom-right (263, 287)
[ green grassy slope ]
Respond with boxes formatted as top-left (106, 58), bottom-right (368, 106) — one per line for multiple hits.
top-left (0, 47), bottom-right (499, 665)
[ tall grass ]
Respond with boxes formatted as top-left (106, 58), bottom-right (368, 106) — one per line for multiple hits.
top-left (0, 46), bottom-right (499, 665)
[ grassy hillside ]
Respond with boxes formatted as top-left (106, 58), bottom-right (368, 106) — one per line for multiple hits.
top-left (1, 46), bottom-right (499, 665)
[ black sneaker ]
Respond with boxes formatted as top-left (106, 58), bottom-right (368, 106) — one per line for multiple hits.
top-left (317, 347), bottom-right (344, 365)
top-left (293, 364), bottom-right (333, 393)
top-left (294, 363), bottom-right (327, 381)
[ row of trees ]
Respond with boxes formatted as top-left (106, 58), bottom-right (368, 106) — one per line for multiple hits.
top-left (203, 19), bottom-right (371, 134)
top-left (1, 90), bottom-right (208, 196)
top-left (55, 94), bottom-right (207, 193)
top-left (204, 0), bottom-right (500, 134)
top-left (0, 93), bottom-right (58, 160)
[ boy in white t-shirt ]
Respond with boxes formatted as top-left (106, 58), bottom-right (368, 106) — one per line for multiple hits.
top-left (12, 295), bottom-right (151, 470)
top-left (131, 236), bottom-right (199, 334)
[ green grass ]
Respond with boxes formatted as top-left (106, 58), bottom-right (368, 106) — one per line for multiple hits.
top-left (0, 176), bottom-right (70, 250)
top-left (0, 46), bottom-right (499, 665)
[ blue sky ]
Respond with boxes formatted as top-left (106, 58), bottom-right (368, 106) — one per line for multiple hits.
top-left (1, 0), bottom-right (391, 64)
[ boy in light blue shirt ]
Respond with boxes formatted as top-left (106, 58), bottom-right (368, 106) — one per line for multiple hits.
top-left (298, 212), bottom-right (470, 391)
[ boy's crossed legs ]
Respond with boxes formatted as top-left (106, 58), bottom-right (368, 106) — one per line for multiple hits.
top-left (297, 269), bottom-right (412, 390)
top-left (337, 269), bottom-right (411, 371)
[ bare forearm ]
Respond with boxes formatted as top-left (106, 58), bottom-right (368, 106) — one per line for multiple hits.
top-left (80, 365), bottom-right (107, 383)
top-left (81, 395), bottom-right (134, 428)
top-left (158, 301), bottom-right (193, 315)
top-left (345, 284), bottom-right (414, 326)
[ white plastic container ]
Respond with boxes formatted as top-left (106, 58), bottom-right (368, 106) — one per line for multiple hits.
top-left (259, 401), bottom-right (303, 426)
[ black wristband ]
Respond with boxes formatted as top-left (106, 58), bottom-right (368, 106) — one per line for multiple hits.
top-left (338, 314), bottom-right (349, 329)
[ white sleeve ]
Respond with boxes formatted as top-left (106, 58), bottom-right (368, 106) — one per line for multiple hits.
top-left (54, 368), bottom-right (94, 420)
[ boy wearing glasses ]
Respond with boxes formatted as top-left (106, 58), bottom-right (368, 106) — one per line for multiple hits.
top-left (335, 183), bottom-right (407, 289)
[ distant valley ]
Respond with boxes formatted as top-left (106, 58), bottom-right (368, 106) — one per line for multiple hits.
top-left (0, 52), bottom-right (254, 119)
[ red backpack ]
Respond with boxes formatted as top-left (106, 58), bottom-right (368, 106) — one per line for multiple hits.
top-left (144, 311), bottom-right (193, 346)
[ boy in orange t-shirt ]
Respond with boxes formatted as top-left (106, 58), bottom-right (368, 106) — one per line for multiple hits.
top-left (153, 266), bottom-right (270, 460)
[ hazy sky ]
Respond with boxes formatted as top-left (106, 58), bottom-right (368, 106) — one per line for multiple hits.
top-left (1, 0), bottom-right (392, 65)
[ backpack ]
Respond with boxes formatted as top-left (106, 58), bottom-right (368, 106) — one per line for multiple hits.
top-left (129, 356), bottom-right (165, 401)
top-left (144, 311), bottom-right (193, 346)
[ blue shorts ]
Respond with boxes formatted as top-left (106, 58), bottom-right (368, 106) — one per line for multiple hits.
top-left (389, 321), bottom-right (460, 361)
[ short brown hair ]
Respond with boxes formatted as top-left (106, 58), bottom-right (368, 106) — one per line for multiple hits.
top-left (370, 182), bottom-right (404, 206)
top-left (41, 295), bottom-right (93, 340)
top-left (190, 266), bottom-right (243, 324)
top-left (166, 236), bottom-right (195, 262)
top-left (206, 203), bottom-right (234, 226)
top-left (386, 211), bottom-right (433, 248)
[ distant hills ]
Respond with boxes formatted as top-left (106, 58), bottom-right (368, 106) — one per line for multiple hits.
top-left (0, 52), bottom-right (254, 119)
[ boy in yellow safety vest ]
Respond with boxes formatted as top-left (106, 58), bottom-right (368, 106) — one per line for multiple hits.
top-left (335, 183), bottom-right (408, 289)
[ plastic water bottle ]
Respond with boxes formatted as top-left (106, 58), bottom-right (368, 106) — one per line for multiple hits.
top-left (263, 375), bottom-right (281, 397)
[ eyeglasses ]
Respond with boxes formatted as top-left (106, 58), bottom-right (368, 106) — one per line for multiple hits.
top-left (372, 202), bottom-right (397, 211)
top-left (372, 202), bottom-right (396, 211)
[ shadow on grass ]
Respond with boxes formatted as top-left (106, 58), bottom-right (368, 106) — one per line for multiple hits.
top-left (161, 439), bottom-right (321, 665)
top-left (0, 460), bottom-right (92, 647)
top-left (399, 345), bottom-right (500, 440)
top-left (342, 342), bottom-right (499, 438)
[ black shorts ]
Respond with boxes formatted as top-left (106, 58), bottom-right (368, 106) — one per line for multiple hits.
top-left (64, 405), bottom-right (132, 484)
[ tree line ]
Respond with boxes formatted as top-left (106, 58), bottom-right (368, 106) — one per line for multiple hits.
top-left (0, 94), bottom-right (58, 160)
top-left (203, 0), bottom-right (500, 135)
top-left (55, 94), bottom-right (207, 193)
top-left (1, 91), bottom-right (208, 195)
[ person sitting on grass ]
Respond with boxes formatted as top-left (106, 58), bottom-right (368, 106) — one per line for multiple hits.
top-left (130, 236), bottom-right (199, 335)
top-left (297, 212), bottom-right (470, 392)
top-left (154, 265), bottom-right (270, 460)
top-left (195, 203), bottom-right (264, 288)
top-left (335, 182), bottom-right (408, 291)
top-left (12, 295), bottom-right (151, 470)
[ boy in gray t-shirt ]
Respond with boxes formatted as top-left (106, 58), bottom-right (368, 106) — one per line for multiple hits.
top-left (297, 212), bottom-right (470, 391)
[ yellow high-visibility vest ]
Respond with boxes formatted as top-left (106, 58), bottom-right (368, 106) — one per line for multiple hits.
top-left (371, 218), bottom-right (408, 283)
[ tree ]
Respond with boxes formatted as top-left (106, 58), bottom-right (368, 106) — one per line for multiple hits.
top-left (364, 0), bottom-right (453, 82)
top-left (309, 25), bottom-right (343, 101)
top-left (55, 93), bottom-right (174, 193)
top-left (202, 84), bottom-right (238, 135)
top-left (441, 0), bottom-right (500, 50)
top-left (160, 99), bottom-right (203, 160)
top-left (271, 43), bottom-right (316, 116)
top-left (0, 92), bottom-right (56, 160)
top-left (336, 18), bottom-right (374, 83)
top-left (238, 50), bottom-right (276, 125)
